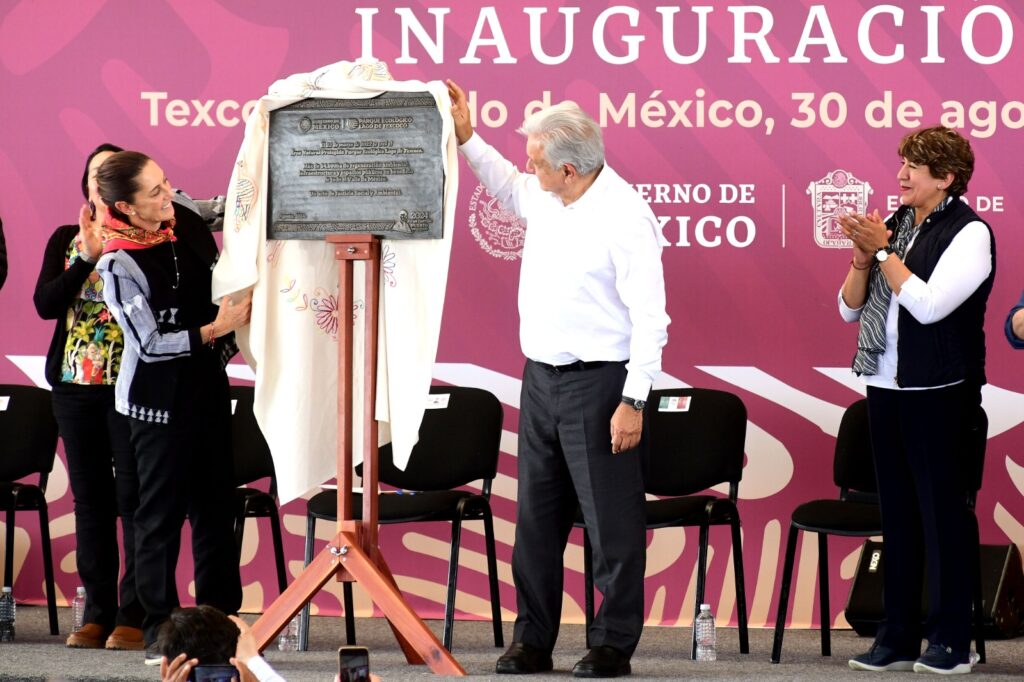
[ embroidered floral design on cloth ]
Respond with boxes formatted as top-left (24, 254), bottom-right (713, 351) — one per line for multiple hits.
top-left (382, 243), bottom-right (397, 287)
top-left (233, 159), bottom-right (258, 230)
top-left (312, 291), bottom-right (339, 339)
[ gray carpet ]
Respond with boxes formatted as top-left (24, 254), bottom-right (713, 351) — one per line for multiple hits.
top-left (0, 606), bottom-right (1021, 681)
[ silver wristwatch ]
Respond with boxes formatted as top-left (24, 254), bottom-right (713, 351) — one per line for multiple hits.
top-left (621, 396), bottom-right (646, 411)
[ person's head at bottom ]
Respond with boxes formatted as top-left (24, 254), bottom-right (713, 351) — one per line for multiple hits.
top-left (155, 605), bottom-right (240, 681)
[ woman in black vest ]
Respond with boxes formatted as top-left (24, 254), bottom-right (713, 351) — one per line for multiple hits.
top-left (836, 127), bottom-right (994, 675)
top-left (93, 151), bottom-right (251, 662)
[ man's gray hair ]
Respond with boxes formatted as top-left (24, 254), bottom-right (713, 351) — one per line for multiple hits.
top-left (519, 101), bottom-right (604, 175)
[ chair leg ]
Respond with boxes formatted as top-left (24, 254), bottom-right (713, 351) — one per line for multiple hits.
top-left (583, 529), bottom-right (594, 650)
top-left (482, 506), bottom-right (504, 647)
top-left (693, 522), bottom-right (711, 660)
top-left (443, 517), bottom-right (463, 652)
top-left (343, 581), bottom-right (356, 645)
top-left (3, 505), bottom-right (14, 589)
top-left (37, 502), bottom-right (58, 635)
top-left (268, 508), bottom-right (288, 595)
top-left (817, 533), bottom-right (831, 657)
top-left (730, 514), bottom-right (750, 654)
top-left (233, 504), bottom-right (246, 560)
top-left (299, 513), bottom-right (316, 652)
top-left (771, 524), bottom-right (801, 664)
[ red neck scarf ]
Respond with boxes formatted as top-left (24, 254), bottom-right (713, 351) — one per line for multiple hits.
top-left (101, 209), bottom-right (176, 254)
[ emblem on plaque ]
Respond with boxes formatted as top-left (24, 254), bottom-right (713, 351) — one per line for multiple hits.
top-left (468, 183), bottom-right (526, 261)
top-left (807, 169), bottom-right (873, 248)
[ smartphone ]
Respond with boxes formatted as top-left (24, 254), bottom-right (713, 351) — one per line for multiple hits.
top-left (190, 663), bottom-right (237, 682)
top-left (338, 645), bottom-right (370, 682)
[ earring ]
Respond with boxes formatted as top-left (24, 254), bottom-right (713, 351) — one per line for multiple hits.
top-left (129, 210), bottom-right (136, 215)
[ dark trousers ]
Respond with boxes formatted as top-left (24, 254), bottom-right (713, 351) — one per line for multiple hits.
top-left (512, 360), bottom-right (646, 656)
top-left (128, 370), bottom-right (241, 645)
top-left (866, 382), bottom-right (978, 654)
top-left (52, 384), bottom-right (144, 629)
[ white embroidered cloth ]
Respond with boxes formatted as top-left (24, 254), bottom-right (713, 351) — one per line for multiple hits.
top-left (211, 61), bottom-right (457, 503)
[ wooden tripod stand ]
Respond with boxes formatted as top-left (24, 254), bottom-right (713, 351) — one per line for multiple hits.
top-left (250, 234), bottom-right (465, 675)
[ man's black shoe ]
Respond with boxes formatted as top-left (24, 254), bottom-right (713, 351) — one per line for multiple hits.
top-left (495, 642), bottom-right (554, 674)
top-left (572, 645), bottom-right (631, 678)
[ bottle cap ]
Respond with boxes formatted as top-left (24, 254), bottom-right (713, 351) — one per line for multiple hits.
top-left (77, 587), bottom-right (86, 596)
top-left (699, 603), bottom-right (710, 611)
top-left (1, 587), bottom-right (10, 593)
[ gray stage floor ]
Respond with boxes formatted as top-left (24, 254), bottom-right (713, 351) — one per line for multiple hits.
top-left (0, 606), bottom-right (1021, 681)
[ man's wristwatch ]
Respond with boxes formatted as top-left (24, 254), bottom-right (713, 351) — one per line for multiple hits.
top-left (621, 396), bottom-right (646, 411)
top-left (875, 245), bottom-right (895, 262)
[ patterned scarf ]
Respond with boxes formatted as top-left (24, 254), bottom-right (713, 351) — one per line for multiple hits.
top-left (101, 208), bottom-right (176, 253)
top-left (852, 195), bottom-right (955, 375)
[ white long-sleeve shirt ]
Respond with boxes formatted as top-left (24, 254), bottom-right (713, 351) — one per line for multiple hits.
top-left (460, 134), bottom-right (669, 400)
top-left (838, 219), bottom-right (992, 389)
top-left (243, 655), bottom-right (286, 682)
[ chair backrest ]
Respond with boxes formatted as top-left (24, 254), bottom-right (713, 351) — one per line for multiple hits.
top-left (833, 399), bottom-right (989, 504)
top-left (377, 386), bottom-right (503, 492)
top-left (833, 399), bottom-right (877, 497)
top-left (229, 385), bottom-right (277, 493)
top-left (643, 388), bottom-right (747, 498)
top-left (0, 384), bottom-right (58, 484)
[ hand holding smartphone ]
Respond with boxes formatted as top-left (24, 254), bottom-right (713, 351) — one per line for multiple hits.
top-left (190, 663), bottom-right (237, 682)
top-left (339, 646), bottom-right (370, 682)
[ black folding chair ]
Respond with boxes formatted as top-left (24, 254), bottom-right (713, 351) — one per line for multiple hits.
top-left (771, 399), bottom-right (988, 664)
top-left (577, 387), bottom-right (749, 657)
top-left (0, 384), bottom-right (59, 635)
top-left (230, 386), bottom-right (287, 596)
top-left (301, 385), bottom-right (504, 652)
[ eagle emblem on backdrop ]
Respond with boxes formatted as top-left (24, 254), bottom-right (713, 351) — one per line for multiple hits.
top-left (807, 169), bottom-right (873, 248)
top-left (468, 183), bottom-right (526, 261)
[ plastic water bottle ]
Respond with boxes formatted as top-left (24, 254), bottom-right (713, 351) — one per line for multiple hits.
top-left (0, 586), bottom-right (15, 642)
top-left (71, 587), bottom-right (87, 633)
top-left (694, 603), bottom-right (716, 661)
top-left (277, 615), bottom-right (300, 652)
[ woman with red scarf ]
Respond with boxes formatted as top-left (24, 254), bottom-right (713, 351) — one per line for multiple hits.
top-left (93, 151), bottom-right (250, 661)
top-left (34, 144), bottom-right (146, 650)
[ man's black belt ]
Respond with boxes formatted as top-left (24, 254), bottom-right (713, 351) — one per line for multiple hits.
top-left (533, 359), bottom-right (621, 373)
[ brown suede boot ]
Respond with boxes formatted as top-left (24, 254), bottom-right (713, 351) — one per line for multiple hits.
top-left (105, 625), bottom-right (145, 650)
top-left (66, 623), bottom-right (108, 648)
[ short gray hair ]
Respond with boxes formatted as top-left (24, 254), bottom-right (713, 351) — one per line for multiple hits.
top-left (519, 101), bottom-right (604, 175)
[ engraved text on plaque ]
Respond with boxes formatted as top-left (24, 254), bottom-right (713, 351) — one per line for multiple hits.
top-left (268, 92), bottom-right (443, 240)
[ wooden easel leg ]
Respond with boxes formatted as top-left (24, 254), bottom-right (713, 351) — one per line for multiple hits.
top-left (251, 531), bottom-right (465, 675)
top-left (343, 535), bottom-right (465, 674)
top-left (251, 538), bottom-right (346, 648)
top-left (372, 552), bottom-right (423, 663)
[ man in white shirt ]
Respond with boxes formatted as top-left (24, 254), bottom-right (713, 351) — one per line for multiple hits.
top-left (448, 81), bottom-right (669, 678)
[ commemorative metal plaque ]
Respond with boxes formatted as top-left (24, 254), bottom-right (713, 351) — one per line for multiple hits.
top-left (268, 91), bottom-right (443, 240)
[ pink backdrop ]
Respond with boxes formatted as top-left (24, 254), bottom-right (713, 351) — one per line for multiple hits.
top-left (2, 0), bottom-right (1024, 632)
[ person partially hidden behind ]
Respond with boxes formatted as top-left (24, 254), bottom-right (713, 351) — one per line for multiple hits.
top-left (157, 606), bottom-right (283, 682)
top-left (447, 80), bottom-right (669, 678)
top-left (1004, 292), bottom-right (1024, 349)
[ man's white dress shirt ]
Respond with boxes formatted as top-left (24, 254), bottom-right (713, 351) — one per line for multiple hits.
top-left (460, 134), bottom-right (669, 400)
